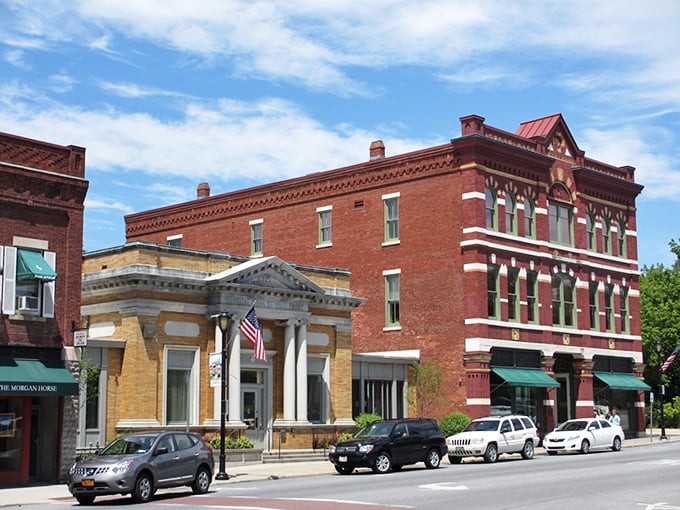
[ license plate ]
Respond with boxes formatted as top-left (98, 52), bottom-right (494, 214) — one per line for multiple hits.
top-left (455, 447), bottom-right (464, 454)
top-left (339, 456), bottom-right (348, 462)
top-left (81, 479), bottom-right (95, 487)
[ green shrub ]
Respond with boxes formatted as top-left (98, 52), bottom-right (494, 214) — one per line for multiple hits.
top-left (439, 411), bottom-right (471, 437)
top-left (353, 413), bottom-right (382, 433)
top-left (208, 434), bottom-right (255, 449)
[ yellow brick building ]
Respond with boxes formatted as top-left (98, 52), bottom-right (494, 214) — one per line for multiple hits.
top-left (78, 242), bottom-right (364, 451)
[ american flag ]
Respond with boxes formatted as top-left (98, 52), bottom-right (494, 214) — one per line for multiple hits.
top-left (662, 345), bottom-right (680, 373)
top-left (239, 306), bottom-right (266, 362)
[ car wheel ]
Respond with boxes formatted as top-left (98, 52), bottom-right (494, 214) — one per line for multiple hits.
top-left (334, 465), bottom-right (354, 475)
top-left (372, 452), bottom-right (393, 473)
top-left (483, 443), bottom-right (498, 463)
top-left (448, 455), bottom-right (462, 464)
top-left (521, 440), bottom-right (534, 460)
top-left (425, 448), bottom-right (442, 469)
top-left (191, 466), bottom-right (211, 494)
top-left (547, 450), bottom-right (558, 456)
top-left (131, 472), bottom-right (154, 503)
top-left (612, 436), bottom-right (622, 452)
top-left (580, 439), bottom-right (591, 454)
top-left (75, 495), bottom-right (95, 505)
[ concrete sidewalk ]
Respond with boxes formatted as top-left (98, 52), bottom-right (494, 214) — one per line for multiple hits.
top-left (2, 430), bottom-right (678, 508)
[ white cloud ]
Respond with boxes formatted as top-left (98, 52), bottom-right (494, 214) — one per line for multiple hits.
top-left (84, 196), bottom-right (135, 213)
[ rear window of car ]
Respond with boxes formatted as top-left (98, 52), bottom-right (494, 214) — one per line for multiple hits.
top-left (520, 417), bottom-right (535, 429)
top-left (511, 418), bottom-right (524, 430)
top-left (174, 433), bottom-right (194, 450)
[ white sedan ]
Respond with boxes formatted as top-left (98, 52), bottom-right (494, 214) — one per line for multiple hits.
top-left (543, 418), bottom-right (623, 455)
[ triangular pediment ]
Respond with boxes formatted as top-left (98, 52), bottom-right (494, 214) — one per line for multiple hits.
top-left (205, 256), bottom-right (325, 294)
top-left (516, 113), bottom-right (582, 159)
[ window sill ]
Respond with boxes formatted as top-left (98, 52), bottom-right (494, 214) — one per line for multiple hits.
top-left (9, 313), bottom-right (46, 322)
top-left (316, 243), bottom-right (333, 249)
top-left (382, 326), bottom-right (402, 332)
top-left (382, 240), bottom-right (400, 247)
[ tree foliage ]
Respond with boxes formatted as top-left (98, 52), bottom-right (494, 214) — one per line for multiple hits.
top-left (640, 239), bottom-right (680, 399)
top-left (409, 360), bottom-right (444, 418)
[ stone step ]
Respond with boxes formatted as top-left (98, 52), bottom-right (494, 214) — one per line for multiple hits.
top-left (262, 449), bottom-right (329, 463)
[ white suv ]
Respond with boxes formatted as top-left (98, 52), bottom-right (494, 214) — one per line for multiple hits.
top-left (446, 415), bottom-right (539, 464)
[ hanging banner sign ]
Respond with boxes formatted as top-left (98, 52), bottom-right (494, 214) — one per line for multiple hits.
top-left (74, 330), bottom-right (88, 347)
top-left (209, 352), bottom-right (222, 388)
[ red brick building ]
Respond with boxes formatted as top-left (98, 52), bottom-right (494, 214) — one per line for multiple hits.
top-left (0, 132), bottom-right (88, 484)
top-left (126, 113), bottom-right (649, 436)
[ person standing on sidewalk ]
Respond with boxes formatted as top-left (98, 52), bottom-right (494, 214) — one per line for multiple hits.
top-left (608, 408), bottom-right (621, 426)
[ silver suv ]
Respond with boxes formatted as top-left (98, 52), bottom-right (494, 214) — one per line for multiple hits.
top-left (446, 415), bottom-right (539, 464)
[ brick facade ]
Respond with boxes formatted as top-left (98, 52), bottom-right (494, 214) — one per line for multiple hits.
top-left (125, 113), bottom-right (647, 435)
top-left (0, 131), bottom-right (88, 484)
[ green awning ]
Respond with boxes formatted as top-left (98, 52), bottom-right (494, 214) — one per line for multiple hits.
top-left (491, 367), bottom-right (561, 388)
top-left (16, 249), bottom-right (57, 281)
top-left (0, 359), bottom-right (78, 396)
top-left (593, 372), bottom-right (651, 391)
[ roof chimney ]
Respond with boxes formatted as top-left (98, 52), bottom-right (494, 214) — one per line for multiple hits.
top-left (197, 182), bottom-right (210, 199)
top-left (369, 140), bottom-right (385, 160)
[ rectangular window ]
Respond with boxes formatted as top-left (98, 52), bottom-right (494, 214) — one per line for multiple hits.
top-left (620, 286), bottom-right (629, 333)
top-left (488, 265), bottom-right (499, 319)
top-left (552, 275), bottom-right (575, 327)
top-left (2, 246), bottom-right (56, 318)
top-left (589, 281), bottom-right (599, 330)
top-left (166, 234), bottom-right (183, 247)
top-left (602, 218), bottom-right (612, 255)
top-left (250, 219), bottom-right (263, 256)
top-left (618, 221), bottom-right (627, 258)
top-left (524, 199), bottom-right (535, 238)
top-left (165, 348), bottom-right (197, 425)
top-left (505, 193), bottom-right (517, 235)
top-left (605, 284), bottom-right (614, 332)
top-left (384, 271), bottom-right (400, 327)
top-left (507, 268), bottom-right (519, 321)
top-left (307, 356), bottom-right (328, 423)
top-left (526, 271), bottom-right (538, 323)
top-left (317, 206), bottom-right (332, 247)
top-left (549, 202), bottom-right (573, 246)
top-left (383, 193), bottom-right (399, 243)
top-left (586, 214), bottom-right (596, 251)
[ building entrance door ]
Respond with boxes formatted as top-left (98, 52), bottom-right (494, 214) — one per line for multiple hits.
top-left (555, 374), bottom-right (572, 424)
top-left (241, 384), bottom-right (266, 448)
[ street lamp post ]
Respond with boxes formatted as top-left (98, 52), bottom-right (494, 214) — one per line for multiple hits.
top-left (216, 312), bottom-right (231, 480)
top-left (656, 340), bottom-right (668, 440)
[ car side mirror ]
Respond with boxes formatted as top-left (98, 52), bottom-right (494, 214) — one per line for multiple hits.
top-left (156, 447), bottom-right (169, 455)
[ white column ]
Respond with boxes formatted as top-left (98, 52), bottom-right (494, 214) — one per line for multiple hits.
top-left (296, 321), bottom-right (308, 423)
top-left (228, 320), bottom-right (241, 422)
top-left (283, 321), bottom-right (296, 421)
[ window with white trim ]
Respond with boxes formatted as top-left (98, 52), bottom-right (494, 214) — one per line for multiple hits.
top-left (250, 219), bottom-right (263, 256)
top-left (549, 202), bottom-right (573, 246)
top-left (505, 192), bottom-right (517, 235)
top-left (524, 198), bottom-right (535, 238)
top-left (526, 270), bottom-right (538, 324)
top-left (317, 206), bottom-right (332, 247)
top-left (507, 267), bottom-right (519, 321)
top-left (552, 274), bottom-right (575, 327)
top-left (1, 245), bottom-right (56, 318)
top-left (165, 347), bottom-right (198, 425)
top-left (383, 193), bottom-right (399, 243)
top-left (485, 187), bottom-right (497, 230)
top-left (604, 284), bottom-right (614, 332)
top-left (488, 264), bottom-right (500, 319)
top-left (307, 356), bottom-right (329, 423)
top-left (384, 270), bottom-right (400, 328)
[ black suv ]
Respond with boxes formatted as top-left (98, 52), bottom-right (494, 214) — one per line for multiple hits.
top-left (329, 418), bottom-right (447, 474)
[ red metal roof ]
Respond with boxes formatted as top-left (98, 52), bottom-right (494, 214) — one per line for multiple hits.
top-left (516, 114), bottom-right (562, 140)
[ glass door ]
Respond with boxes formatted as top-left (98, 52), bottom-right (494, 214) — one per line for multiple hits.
top-left (241, 385), bottom-right (265, 448)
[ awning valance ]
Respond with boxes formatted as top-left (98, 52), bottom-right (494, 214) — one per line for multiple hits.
top-left (16, 249), bottom-right (57, 281)
top-left (593, 372), bottom-right (651, 391)
top-left (0, 359), bottom-right (78, 396)
top-left (491, 367), bottom-right (561, 388)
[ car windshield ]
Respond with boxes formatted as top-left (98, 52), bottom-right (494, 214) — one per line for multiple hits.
top-left (355, 422), bottom-right (394, 438)
top-left (463, 420), bottom-right (500, 432)
top-left (100, 435), bottom-right (156, 455)
top-left (556, 420), bottom-right (588, 431)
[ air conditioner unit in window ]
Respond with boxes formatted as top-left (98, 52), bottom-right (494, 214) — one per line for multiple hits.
top-left (17, 295), bottom-right (40, 311)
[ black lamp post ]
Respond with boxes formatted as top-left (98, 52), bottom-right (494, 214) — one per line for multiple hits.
top-left (216, 312), bottom-right (231, 480)
top-left (656, 340), bottom-right (668, 440)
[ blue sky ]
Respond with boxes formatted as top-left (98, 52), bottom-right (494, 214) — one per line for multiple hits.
top-left (1, 1), bottom-right (679, 268)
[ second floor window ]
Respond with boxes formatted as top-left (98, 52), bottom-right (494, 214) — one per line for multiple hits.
top-left (549, 202), bottom-right (573, 246)
top-left (620, 286), bottom-right (629, 333)
top-left (602, 217), bottom-right (612, 255)
top-left (618, 220), bottom-right (627, 258)
top-left (488, 264), bottom-right (500, 319)
top-left (384, 272), bottom-right (400, 327)
top-left (2, 246), bottom-right (57, 318)
top-left (605, 284), bottom-right (614, 331)
top-left (383, 194), bottom-right (400, 243)
top-left (589, 281), bottom-right (599, 330)
top-left (250, 220), bottom-right (263, 256)
top-left (507, 267), bottom-right (519, 321)
top-left (552, 274), bottom-right (575, 327)
top-left (526, 270), bottom-right (538, 323)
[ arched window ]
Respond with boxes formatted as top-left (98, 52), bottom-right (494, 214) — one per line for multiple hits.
top-left (602, 216), bottom-right (612, 255)
top-left (485, 187), bottom-right (497, 231)
top-left (524, 198), bottom-right (535, 238)
top-left (585, 213), bottom-right (596, 251)
top-left (617, 220), bottom-right (627, 258)
top-left (487, 264), bottom-right (500, 318)
top-left (505, 192), bottom-right (517, 234)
